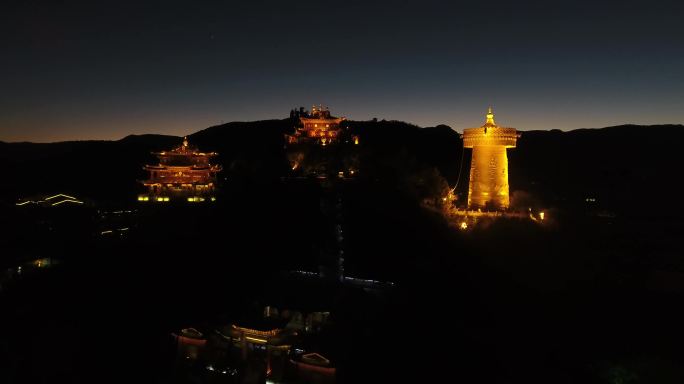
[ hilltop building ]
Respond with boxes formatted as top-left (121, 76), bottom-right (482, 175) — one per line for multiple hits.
top-left (285, 105), bottom-right (360, 177)
top-left (286, 105), bottom-right (348, 146)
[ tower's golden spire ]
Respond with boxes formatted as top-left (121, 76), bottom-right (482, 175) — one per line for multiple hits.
top-left (485, 107), bottom-right (496, 126)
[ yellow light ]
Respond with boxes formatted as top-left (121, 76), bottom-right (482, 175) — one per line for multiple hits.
top-left (138, 196), bottom-right (145, 201)
top-left (45, 194), bottom-right (77, 201)
top-left (187, 197), bottom-right (194, 202)
top-left (460, 222), bottom-right (468, 230)
top-left (210, 197), bottom-right (216, 202)
top-left (232, 325), bottom-right (280, 337)
top-left (244, 336), bottom-right (267, 344)
top-left (539, 212), bottom-right (545, 221)
top-left (51, 199), bottom-right (84, 206)
top-left (157, 197), bottom-right (164, 202)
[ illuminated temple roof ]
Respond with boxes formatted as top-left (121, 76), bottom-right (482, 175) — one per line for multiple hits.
top-left (462, 107), bottom-right (519, 148)
top-left (144, 137), bottom-right (221, 171)
top-left (299, 105), bottom-right (344, 126)
top-left (140, 137), bottom-right (222, 201)
top-left (231, 316), bottom-right (289, 335)
top-left (483, 106), bottom-right (497, 127)
top-left (150, 137), bottom-right (218, 166)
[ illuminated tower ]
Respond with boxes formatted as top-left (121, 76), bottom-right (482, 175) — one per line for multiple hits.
top-left (140, 137), bottom-right (222, 203)
top-left (462, 108), bottom-right (519, 210)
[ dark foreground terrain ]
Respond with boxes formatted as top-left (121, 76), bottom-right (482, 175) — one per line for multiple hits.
top-left (1, 119), bottom-right (683, 383)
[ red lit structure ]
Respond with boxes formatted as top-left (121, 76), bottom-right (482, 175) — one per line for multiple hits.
top-left (286, 105), bottom-right (349, 146)
top-left (139, 137), bottom-right (221, 203)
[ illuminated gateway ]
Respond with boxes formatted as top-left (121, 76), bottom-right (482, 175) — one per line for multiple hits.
top-left (462, 108), bottom-right (519, 210)
top-left (139, 137), bottom-right (221, 203)
top-left (286, 105), bottom-right (351, 146)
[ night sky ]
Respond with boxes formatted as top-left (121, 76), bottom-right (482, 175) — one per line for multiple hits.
top-left (2, 0), bottom-right (683, 142)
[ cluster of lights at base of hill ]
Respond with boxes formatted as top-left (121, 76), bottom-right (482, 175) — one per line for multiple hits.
top-left (452, 209), bottom-right (547, 232)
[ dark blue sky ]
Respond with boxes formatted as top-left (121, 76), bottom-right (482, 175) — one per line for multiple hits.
top-left (2, 0), bottom-right (683, 142)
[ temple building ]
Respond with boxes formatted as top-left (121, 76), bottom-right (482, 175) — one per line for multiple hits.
top-left (171, 304), bottom-right (335, 383)
top-left (285, 105), bottom-right (360, 177)
top-left (139, 137), bottom-right (221, 203)
top-left (286, 105), bottom-right (353, 146)
top-left (462, 108), bottom-right (520, 210)
top-left (227, 321), bottom-right (294, 380)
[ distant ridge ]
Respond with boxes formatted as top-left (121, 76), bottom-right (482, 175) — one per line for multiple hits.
top-left (119, 133), bottom-right (181, 142)
top-left (1, 120), bottom-right (683, 216)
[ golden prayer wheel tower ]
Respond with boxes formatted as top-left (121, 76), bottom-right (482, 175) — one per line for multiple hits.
top-left (462, 108), bottom-right (520, 210)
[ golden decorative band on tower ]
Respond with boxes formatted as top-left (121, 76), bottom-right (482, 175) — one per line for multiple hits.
top-left (462, 108), bottom-right (520, 210)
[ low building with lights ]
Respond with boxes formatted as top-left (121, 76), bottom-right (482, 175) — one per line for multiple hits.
top-left (224, 318), bottom-right (296, 381)
top-left (15, 193), bottom-right (85, 207)
top-left (139, 137), bottom-right (221, 203)
top-left (171, 303), bottom-right (336, 383)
